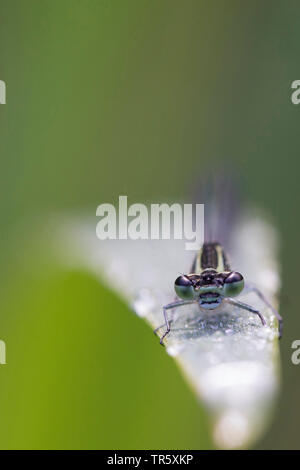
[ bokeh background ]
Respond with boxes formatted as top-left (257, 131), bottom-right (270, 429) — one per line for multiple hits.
top-left (0, 0), bottom-right (299, 449)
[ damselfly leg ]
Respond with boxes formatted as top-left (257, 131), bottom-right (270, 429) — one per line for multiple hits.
top-left (245, 283), bottom-right (283, 338)
top-left (158, 299), bottom-right (197, 345)
top-left (224, 298), bottom-right (266, 326)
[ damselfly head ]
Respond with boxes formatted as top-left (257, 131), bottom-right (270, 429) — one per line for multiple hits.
top-left (174, 270), bottom-right (244, 303)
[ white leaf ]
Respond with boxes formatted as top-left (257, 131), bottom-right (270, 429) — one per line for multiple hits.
top-left (58, 211), bottom-right (281, 449)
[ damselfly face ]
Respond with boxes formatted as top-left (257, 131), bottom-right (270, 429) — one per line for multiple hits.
top-left (174, 270), bottom-right (244, 309)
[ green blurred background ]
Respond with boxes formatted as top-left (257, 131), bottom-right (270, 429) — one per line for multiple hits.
top-left (0, 0), bottom-right (299, 449)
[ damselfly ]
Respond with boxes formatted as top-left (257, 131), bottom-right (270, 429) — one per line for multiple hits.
top-left (157, 241), bottom-right (283, 344)
top-left (155, 167), bottom-right (283, 348)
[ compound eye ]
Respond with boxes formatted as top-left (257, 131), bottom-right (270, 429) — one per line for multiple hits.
top-left (174, 276), bottom-right (195, 300)
top-left (223, 271), bottom-right (244, 297)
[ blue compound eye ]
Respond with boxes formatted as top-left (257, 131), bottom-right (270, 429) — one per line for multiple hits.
top-left (174, 276), bottom-right (196, 300)
top-left (223, 271), bottom-right (244, 297)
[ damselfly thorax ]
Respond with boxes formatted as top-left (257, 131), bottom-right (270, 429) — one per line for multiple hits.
top-left (190, 242), bottom-right (232, 309)
top-left (174, 242), bottom-right (244, 309)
